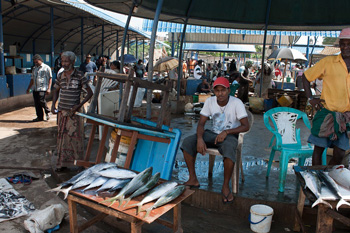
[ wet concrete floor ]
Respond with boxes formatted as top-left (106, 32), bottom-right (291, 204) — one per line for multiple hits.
top-left (0, 102), bottom-right (349, 232)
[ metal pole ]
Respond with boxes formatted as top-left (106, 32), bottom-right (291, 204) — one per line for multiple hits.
top-left (305, 36), bottom-right (310, 67)
top-left (50, 7), bottom-right (54, 68)
top-left (116, 31), bottom-right (119, 59)
top-left (136, 37), bottom-right (138, 59)
top-left (127, 34), bottom-right (130, 54)
top-left (177, 0), bottom-right (195, 101)
top-left (81, 17), bottom-right (84, 62)
top-left (0, 1), bottom-right (4, 75)
top-left (101, 24), bottom-right (104, 55)
top-left (142, 39), bottom-right (145, 62)
top-left (260, 0), bottom-right (272, 97)
top-left (147, 0), bottom-right (164, 119)
top-left (171, 32), bottom-right (175, 57)
top-left (279, 35), bottom-right (282, 48)
top-left (32, 40), bottom-right (36, 56)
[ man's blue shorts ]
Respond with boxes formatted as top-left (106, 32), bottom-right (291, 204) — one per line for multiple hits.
top-left (180, 130), bottom-right (238, 162)
top-left (308, 132), bottom-right (350, 151)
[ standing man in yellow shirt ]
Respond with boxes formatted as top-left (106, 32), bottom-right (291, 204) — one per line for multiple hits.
top-left (303, 28), bottom-right (350, 165)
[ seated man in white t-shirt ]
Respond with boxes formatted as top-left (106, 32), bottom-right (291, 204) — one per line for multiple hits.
top-left (193, 60), bottom-right (203, 79)
top-left (181, 77), bottom-right (249, 204)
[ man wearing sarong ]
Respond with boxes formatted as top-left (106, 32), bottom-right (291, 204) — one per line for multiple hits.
top-left (51, 51), bottom-right (93, 170)
top-left (303, 28), bottom-right (350, 165)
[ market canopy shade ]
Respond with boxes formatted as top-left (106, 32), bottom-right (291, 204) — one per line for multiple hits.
top-left (118, 54), bottom-right (137, 64)
top-left (267, 48), bottom-right (307, 62)
top-left (153, 57), bottom-right (179, 72)
top-left (86, 0), bottom-right (350, 30)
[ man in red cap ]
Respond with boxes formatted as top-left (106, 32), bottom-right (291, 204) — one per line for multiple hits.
top-left (181, 77), bottom-right (249, 204)
top-left (303, 28), bottom-right (350, 165)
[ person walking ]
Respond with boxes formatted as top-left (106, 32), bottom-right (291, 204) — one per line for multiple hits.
top-left (79, 54), bottom-right (97, 85)
top-left (26, 54), bottom-right (52, 122)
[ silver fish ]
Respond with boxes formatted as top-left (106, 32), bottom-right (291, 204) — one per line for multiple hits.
top-left (96, 179), bottom-right (131, 192)
top-left (123, 172), bottom-right (161, 207)
top-left (60, 174), bottom-right (100, 199)
top-left (299, 171), bottom-right (332, 209)
top-left (328, 165), bottom-right (350, 190)
top-left (130, 181), bottom-right (178, 214)
top-left (82, 176), bottom-right (110, 192)
top-left (142, 185), bottom-right (185, 218)
top-left (316, 170), bottom-right (350, 210)
top-left (102, 167), bottom-right (153, 207)
top-left (48, 163), bottom-right (116, 193)
top-left (97, 167), bottom-right (137, 179)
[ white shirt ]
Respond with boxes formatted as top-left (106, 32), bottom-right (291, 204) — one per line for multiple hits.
top-left (194, 65), bottom-right (202, 79)
top-left (32, 63), bottom-right (52, 92)
top-left (200, 96), bottom-right (248, 134)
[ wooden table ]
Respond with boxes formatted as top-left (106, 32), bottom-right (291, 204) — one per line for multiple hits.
top-left (68, 188), bottom-right (194, 233)
top-left (293, 166), bottom-right (350, 233)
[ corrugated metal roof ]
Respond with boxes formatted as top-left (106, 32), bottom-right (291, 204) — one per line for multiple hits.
top-left (143, 20), bottom-right (340, 37)
top-left (183, 43), bottom-right (256, 53)
top-left (172, 33), bottom-right (290, 45)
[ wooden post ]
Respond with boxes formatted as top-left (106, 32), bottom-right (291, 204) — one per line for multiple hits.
top-left (293, 187), bottom-right (306, 232)
top-left (88, 75), bottom-right (102, 113)
top-left (157, 81), bottom-right (172, 128)
top-left (124, 131), bottom-right (138, 168)
top-left (173, 204), bottom-right (183, 233)
top-left (84, 123), bottom-right (96, 162)
top-left (126, 82), bottom-right (139, 122)
top-left (316, 204), bottom-right (333, 233)
top-left (131, 221), bottom-right (143, 233)
top-left (95, 125), bottom-right (109, 163)
top-left (68, 196), bottom-right (78, 233)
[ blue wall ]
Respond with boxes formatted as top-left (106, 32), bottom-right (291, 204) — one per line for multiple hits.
top-left (6, 74), bottom-right (31, 97)
top-left (0, 75), bottom-right (9, 99)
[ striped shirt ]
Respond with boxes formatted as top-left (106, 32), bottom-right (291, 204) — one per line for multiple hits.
top-left (54, 68), bottom-right (88, 111)
top-left (32, 63), bottom-right (52, 91)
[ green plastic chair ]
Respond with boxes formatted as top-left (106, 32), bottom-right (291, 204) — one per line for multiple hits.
top-left (264, 107), bottom-right (326, 192)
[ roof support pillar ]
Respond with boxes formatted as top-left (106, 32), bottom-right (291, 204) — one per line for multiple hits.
top-left (101, 24), bottom-right (104, 55)
top-left (127, 34), bottom-right (130, 54)
top-left (171, 32), bottom-right (175, 57)
top-left (81, 17), bottom-right (84, 62)
top-left (32, 40), bottom-right (36, 56)
top-left (142, 39), bottom-right (145, 62)
top-left (116, 31), bottom-right (119, 59)
top-left (136, 37), bottom-right (138, 59)
top-left (279, 35), bottom-right (282, 48)
top-left (50, 7), bottom-right (54, 68)
top-left (309, 36), bottom-right (318, 67)
top-left (260, 0), bottom-right (272, 97)
top-left (0, 1), bottom-right (4, 76)
top-left (305, 36), bottom-right (310, 67)
top-left (146, 0), bottom-right (164, 119)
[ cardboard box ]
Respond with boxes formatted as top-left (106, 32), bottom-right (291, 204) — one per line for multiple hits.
top-left (198, 94), bottom-right (211, 103)
top-left (9, 45), bottom-right (16, 56)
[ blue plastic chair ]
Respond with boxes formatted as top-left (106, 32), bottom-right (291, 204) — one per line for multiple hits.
top-left (264, 107), bottom-right (326, 192)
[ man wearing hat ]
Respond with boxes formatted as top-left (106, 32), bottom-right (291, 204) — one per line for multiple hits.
top-left (181, 77), bottom-right (249, 204)
top-left (303, 28), bottom-right (350, 165)
top-left (26, 54), bottom-right (52, 122)
top-left (79, 54), bottom-right (97, 84)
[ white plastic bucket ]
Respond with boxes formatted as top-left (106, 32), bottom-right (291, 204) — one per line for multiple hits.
top-left (249, 204), bottom-right (274, 233)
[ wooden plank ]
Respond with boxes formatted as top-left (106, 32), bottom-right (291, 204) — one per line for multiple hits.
top-left (95, 72), bottom-right (129, 81)
top-left (110, 133), bottom-right (121, 163)
top-left (124, 131), bottom-right (138, 169)
top-left (68, 196), bottom-right (78, 233)
top-left (74, 160), bottom-right (95, 167)
top-left (133, 78), bottom-right (171, 91)
top-left (118, 79), bottom-right (132, 122)
top-left (157, 82), bottom-right (171, 128)
top-left (155, 218), bottom-right (174, 229)
top-left (95, 125), bottom-right (109, 163)
top-left (78, 213), bottom-right (108, 232)
top-left (173, 204), bottom-right (182, 233)
top-left (316, 204), bottom-right (333, 233)
top-left (84, 123), bottom-right (97, 162)
top-left (294, 187), bottom-right (306, 232)
top-left (120, 129), bottom-right (171, 144)
top-left (126, 83), bottom-right (139, 122)
top-left (88, 76), bottom-right (102, 113)
top-left (326, 209), bottom-right (350, 227)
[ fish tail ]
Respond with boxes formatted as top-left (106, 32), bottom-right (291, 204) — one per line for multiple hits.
top-left (123, 198), bottom-right (131, 208)
top-left (336, 199), bottom-right (350, 211)
top-left (144, 208), bottom-right (152, 219)
top-left (46, 186), bottom-right (62, 193)
top-left (62, 187), bottom-right (72, 200)
top-left (136, 203), bottom-right (143, 215)
top-left (100, 195), bottom-right (119, 204)
top-left (312, 197), bottom-right (332, 209)
top-left (117, 196), bottom-right (125, 208)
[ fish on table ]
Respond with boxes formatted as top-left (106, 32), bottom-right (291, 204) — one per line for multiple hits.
top-left (299, 170), bottom-right (332, 208)
top-left (128, 181), bottom-right (178, 214)
top-left (97, 167), bottom-right (137, 179)
top-left (316, 170), bottom-right (350, 210)
top-left (82, 176), bottom-right (110, 193)
top-left (141, 185), bottom-right (185, 218)
top-left (328, 165), bottom-right (350, 190)
top-left (102, 167), bottom-right (153, 207)
top-left (96, 178), bottom-right (131, 193)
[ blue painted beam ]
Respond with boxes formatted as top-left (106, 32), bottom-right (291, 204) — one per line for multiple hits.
top-left (0, 1), bottom-right (4, 75)
top-left (50, 7), bottom-right (54, 68)
top-left (81, 17), bottom-right (84, 60)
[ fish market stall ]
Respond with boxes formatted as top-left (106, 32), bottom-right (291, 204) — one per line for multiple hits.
top-left (50, 164), bottom-right (194, 232)
top-left (293, 165), bottom-right (350, 233)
